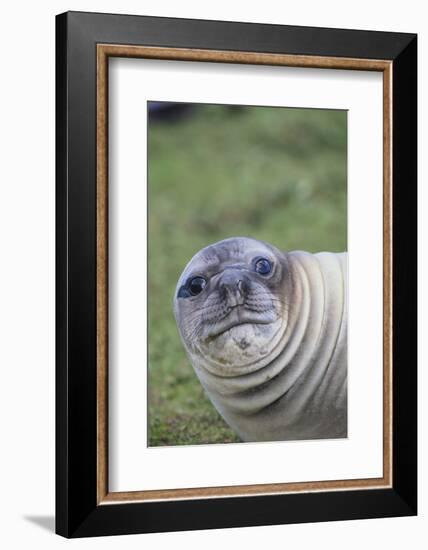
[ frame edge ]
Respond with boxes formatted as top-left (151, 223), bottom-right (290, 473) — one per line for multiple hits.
top-left (391, 34), bottom-right (418, 515)
top-left (55, 11), bottom-right (69, 538)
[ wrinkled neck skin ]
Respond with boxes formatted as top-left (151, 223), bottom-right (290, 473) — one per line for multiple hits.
top-left (183, 251), bottom-right (348, 442)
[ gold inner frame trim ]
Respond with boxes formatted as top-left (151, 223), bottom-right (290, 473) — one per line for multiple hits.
top-left (96, 44), bottom-right (393, 505)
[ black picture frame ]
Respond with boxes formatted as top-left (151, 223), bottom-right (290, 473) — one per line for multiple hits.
top-left (56, 10), bottom-right (417, 538)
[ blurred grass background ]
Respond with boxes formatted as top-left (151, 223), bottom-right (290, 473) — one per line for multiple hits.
top-left (148, 103), bottom-right (347, 446)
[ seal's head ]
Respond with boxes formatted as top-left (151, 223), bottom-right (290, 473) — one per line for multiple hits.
top-left (174, 237), bottom-right (291, 377)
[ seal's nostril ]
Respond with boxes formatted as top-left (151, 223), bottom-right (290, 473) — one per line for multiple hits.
top-left (237, 279), bottom-right (250, 295)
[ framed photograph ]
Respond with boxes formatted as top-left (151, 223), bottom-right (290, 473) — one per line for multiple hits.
top-left (56, 11), bottom-right (417, 538)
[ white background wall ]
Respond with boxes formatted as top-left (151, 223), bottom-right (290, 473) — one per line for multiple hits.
top-left (0, 1), bottom-right (424, 547)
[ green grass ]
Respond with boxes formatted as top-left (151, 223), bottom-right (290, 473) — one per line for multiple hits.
top-left (148, 104), bottom-right (347, 446)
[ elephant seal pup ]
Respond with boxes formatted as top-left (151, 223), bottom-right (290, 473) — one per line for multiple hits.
top-left (173, 237), bottom-right (347, 442)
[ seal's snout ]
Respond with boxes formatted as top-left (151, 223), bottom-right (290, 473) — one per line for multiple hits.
top-left (219, 269), bottom-right (249, 306)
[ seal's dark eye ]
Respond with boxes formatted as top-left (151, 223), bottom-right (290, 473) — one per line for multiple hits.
top-left (254, 258), bottom-right (271, 275)
top-left (188, 276), bottom-right (207, 296)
